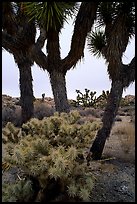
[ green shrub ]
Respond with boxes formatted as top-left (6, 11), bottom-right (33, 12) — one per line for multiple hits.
top-left (2, 110), bottom-right (101, 202)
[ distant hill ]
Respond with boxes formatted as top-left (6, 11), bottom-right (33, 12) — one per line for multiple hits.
top-left (2, 94), bottom-right (135, 106)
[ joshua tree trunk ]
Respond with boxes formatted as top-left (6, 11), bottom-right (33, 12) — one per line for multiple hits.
top-left (49, 70), bottom-right (70, 113)
top-left (88, 80), bottom-right (123, 160)
top-left (14, 53), bottom-right (34, 124)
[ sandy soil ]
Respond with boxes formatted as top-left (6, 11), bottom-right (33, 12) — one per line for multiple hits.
top-left (89, 116), bottom-right (135, 202)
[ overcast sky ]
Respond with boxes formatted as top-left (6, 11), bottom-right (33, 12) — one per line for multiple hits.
top-left (2, 19), bottom-right (135, 100)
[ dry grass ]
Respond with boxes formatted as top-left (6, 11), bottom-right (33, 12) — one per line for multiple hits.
top-left (34, 102), bottom-right (55, 119)
top-left (78, 107), bottom-right (103, 118)
top-left (2, 106), bottom-right (22, 127)
top-left (112, 122), bottom-right (135, 154)
top-left (2, 102), bottom-right (55, 127)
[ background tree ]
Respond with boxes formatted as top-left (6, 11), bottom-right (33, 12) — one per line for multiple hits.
top-left (2, 2), bottom-right (76, 120)
top-left (3, 2), bottom-right (99, 114)
top-left (86, 2), bottom-right (135, 160)
top-left (22, 2), bottom-right (99, 113)
top-left (2, 2), bottom-right (36, 124)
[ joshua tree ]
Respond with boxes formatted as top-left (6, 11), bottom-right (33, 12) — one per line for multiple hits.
top-left (42, 93), bottom-right (45, 102)
top-left (2, 2), bottom-right (36, 124)
top-left (86, 2), bottom-right (135, 160)
top-left (2, 2), bottom-right (99, 114)
top-left (20, 2), bottom-right (99, 113)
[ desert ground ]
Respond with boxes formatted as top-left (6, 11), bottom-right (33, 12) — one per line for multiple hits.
top-left (2, 95), bottom-right (135, 202)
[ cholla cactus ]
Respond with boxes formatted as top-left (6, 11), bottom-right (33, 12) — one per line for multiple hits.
top-left (75, 89), bottom-right (97, 107)
top-left (2, 110), bottom-right (99, 202)
top-left (95, 90), bottom-right (109, 108)
top-left (2, 180), bottom-right (34, 202)
top-left (2, 122), bottom-right (22, 144)
top-left (74, 89), bottom-right (109, 108)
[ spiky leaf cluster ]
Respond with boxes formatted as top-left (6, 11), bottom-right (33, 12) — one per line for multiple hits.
top-left (23, 2), bottom-right (78, 32)
top-left (96, 2), bottom-right (135, 38)
top-left (2, 110), bottom-right (99, 202)
top-left (87, 30), bottom-right (106, 58)
top-left (87, 2), bottom-right (135, 80)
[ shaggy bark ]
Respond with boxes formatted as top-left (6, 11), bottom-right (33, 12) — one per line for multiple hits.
top-left (2, 3), bottom-right (36, 124)
top-left (62, 2), bottom-right (99, 71)
top-left (14, 53), bottom-right (34, 124)
top-left (46, 2), bottom-right (99, 112)
top-left (88, 80), bottom-right (123, 160)
top-left (49, 70), bottom-right (70, 113)
top-left (120, 57), bottom-right (135, 88)
top-left (87, 57), bottom-right (135, 161)
top-left (46, 29), bottom-right (70, 112)
top-left (2, 31), bottom-right (22, 53)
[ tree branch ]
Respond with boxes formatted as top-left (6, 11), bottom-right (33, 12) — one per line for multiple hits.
top-left (28, 44), bottom-right (48, 70)
top-left (129, 56), bottom-right (135, 70)
top-left (36, 27), bottom-right (47, 49)
top-left (121, 57), bottom-right (135, 88)
top-left (61, 2), bottom-right (99, 71)
top-left (2, 31), bottom-right (21, 53)
top-left (2, 2), bottom-right (18, 35)
top-left (2, 30), bottom-right (48, 71)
